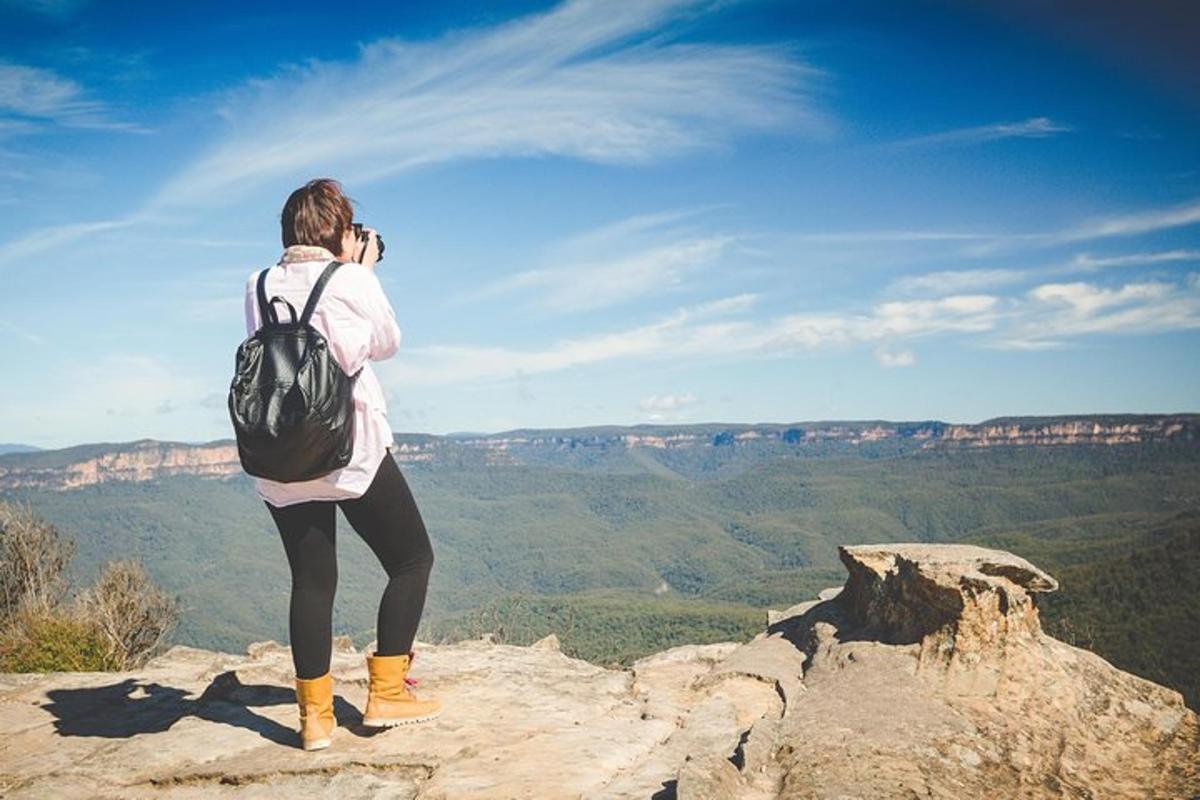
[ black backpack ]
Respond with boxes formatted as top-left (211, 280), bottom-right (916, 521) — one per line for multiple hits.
top-left (228, 260), bottom-right (362, 482)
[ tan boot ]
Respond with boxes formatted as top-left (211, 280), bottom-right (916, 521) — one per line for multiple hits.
top-left (294, 670), bottom-right (337, 750)
top-left (362, 648), bottom-right (441, 727)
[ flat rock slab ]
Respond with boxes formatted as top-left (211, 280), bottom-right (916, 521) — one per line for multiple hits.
top-left (0, 637), bottom-right (756, 799)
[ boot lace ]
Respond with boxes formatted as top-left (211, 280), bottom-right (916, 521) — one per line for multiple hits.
top-left (405, 650), bottom-right (419, 687)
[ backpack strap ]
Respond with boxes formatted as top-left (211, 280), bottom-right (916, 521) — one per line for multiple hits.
top-left (299, 260), bottom-right (344, 326)
top-left (255, 267), bottom-right (274, 326)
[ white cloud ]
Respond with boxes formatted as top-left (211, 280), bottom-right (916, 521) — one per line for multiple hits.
top-left (860, 294), bottom-right (999, 338)
top-left (375, 292), bottom-right (752, 386)
top-left (376, 291), bottom-right (1001, 387)
top-left (888, 268), bottom-right (1029, 296)
top-left (993, 279), bottom-right (1200, 349)
top-left (639, 391), bottom-right (698, 420)
top-left (874, 346), bottom-right (916, 368)
top-left (148, 0), bottom-right (831, 208)
top-left (887, 116), bottom-right (1071, 148)
top-left (1028, 281), bottom-right (1172, 315)
top-left (376, 270), bottom-right (1200, 385)
top-left (0, 61), bottom-right (146, 133)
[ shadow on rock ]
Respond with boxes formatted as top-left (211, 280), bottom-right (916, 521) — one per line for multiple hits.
top-left (765, 596), bottom-right (852, 661)
top-left (41, 670), bottom-right (361, 748)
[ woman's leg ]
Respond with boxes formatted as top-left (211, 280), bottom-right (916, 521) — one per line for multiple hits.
top-left (337, 453), bottom-right (435, 656)
top-left (265, 499), bottom-right (338, 679)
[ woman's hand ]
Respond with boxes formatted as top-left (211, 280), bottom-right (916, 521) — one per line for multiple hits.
top-left (358, 227), bottom-right (381, 269)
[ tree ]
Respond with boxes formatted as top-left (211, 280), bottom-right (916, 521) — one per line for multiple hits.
top-left (0, 500), bottom-right (74, 618)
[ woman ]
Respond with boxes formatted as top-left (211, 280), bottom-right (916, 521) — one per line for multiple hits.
top-left (243, 178), bottom-right (439, 751)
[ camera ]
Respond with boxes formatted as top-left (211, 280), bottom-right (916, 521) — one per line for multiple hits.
top-left (351, 222), bottom-right (385, 263)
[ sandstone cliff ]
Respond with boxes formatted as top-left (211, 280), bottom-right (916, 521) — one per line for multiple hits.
top-left (2, 414), bottom-right (1195, 491)
top-left (0, 544), bottom-right (1195, 798)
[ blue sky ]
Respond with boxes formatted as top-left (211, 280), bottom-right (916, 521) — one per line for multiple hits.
top-left (1, 0), bottom-right (1198, 448)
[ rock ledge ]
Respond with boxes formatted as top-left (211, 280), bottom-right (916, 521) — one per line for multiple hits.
top-left (1, 543), bottom-right (1196, 799)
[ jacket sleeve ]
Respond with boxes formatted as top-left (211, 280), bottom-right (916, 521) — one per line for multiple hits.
top-left (325, 266), bottom-right (401, 376)
top-left (363, 268), bottom-right (402, 361)
top-left (244, 273), bottom-right (260, 338)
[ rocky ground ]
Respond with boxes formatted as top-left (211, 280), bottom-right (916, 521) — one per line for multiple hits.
top-left (1, 543), bottom-right (1196, 799)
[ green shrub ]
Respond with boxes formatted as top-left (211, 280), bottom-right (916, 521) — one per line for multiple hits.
top-left (0, 605), bottom-right (121, 673)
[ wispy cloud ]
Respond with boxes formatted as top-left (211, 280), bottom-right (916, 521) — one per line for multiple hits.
top-left (149, 0), bottom-right (831, 208)
top-left (377, 291), bottom-right (1002, 386)
top-left (1051, 201), bottom-right (1200, 243)
top-left (486, 235), bottom-right (740, 312)
top-left (547, 204), bottom-right (734, 252)
top-left (0, 61), bottom-right (147, 134)
top-left (0, 319), bottom-right (48, 346)
top-left (956, 198), bottom-right (1200, 256)
top-left (450, 205), bottom-right (753, 312)
top-left (885, 249), bottom-right (1200, 299)
top-left (377, 272), bottom-right (1200, 385)
top-left (888, 268), bottom-right (1029, 297)
top-left (0, 213), bottom-right (154, 264)
top-left (783, 230), bottom-right (992, 244)
top-left (1067, 249), bottom-right (1200, 271)
top-left (781, 199), bottom-right (1200, 256)
top-left (886, 116), bottom-right (1071, 148)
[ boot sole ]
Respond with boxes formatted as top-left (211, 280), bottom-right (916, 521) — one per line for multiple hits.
top-left (362, 710), bottom-right (441, 727)
top-left (300, 721), bottom-right (337, 750)
top-left (302, 737), bottom-right (332, 750)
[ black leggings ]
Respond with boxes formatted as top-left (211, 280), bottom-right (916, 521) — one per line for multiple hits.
top-left (264, 452), bottom-right (435, 679)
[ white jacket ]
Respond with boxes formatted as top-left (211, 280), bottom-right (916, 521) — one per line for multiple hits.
top-left (242, 244), bottom-right (402, 507)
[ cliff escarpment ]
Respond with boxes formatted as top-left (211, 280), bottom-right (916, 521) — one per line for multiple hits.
top-left (2, 413), bottom-right (1196, 491)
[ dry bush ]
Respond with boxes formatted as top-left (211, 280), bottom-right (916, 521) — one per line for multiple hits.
top-left (0, 500), bottom-right (180, 673)
top-left (76, 560), bottom-right (179, 670)
top-left (0, 500), bottom-right (74, 618)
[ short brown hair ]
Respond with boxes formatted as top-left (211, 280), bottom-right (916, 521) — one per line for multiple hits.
top-left (280, 178), bottom-right (355, 253)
